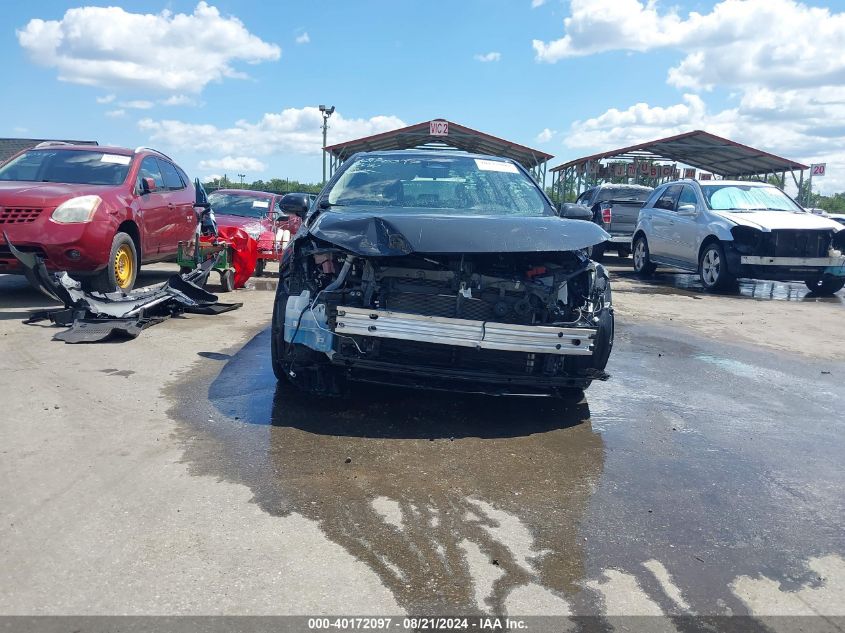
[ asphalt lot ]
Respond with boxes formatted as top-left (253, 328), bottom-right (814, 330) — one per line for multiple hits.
top-left (0, 258), bottom-right (843, 622)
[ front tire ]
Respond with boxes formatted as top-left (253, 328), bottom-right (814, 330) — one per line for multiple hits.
top-left (699, 241), bottom-right (736, 291)
top-left (85, 232), bottom-right (138, 293)
top-left (632, 235), bottom-right (656, 276)
top-left (271, 286), bottom-right (289, 381)
top-left (806, 277), bottom-right (845, 295)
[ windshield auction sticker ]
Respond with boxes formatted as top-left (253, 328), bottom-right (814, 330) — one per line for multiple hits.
top-left (474, 159), bottom-right (518, 173)
top-left (100, 154), bottom-right (132, 165)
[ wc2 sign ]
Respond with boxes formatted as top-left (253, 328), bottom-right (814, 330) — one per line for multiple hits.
top-left (811, 163), bottom-right (826, 176)
top-left (429, 120), bottom-right (449, 136)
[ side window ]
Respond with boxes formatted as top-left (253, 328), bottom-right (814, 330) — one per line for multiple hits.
top-left (137, 156), bottom-right (164, 192)
top-left (676, 185), bottom-right (698, 210)
top-left (655, 185), bottom-right (682, 210)
top-left (175, 165), bottom-right (191, 189)
top-left (576, 190), bottom-right (592, 206)
top-left (157, 159), bottom-right (185, 191)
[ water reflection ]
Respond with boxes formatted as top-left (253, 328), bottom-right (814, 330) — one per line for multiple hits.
top-left (184, 329), bottom-right (606, 613)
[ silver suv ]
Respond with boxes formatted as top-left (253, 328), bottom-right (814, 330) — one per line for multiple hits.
top-left (632, 180), bottom-right (845, 295)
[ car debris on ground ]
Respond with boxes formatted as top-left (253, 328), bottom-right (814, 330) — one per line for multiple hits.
top-left (4, 233), bottom-right (241, 343)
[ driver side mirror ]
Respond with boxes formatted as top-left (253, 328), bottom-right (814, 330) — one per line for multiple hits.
top-left (280, 193), bottom-right (310, 218)
top-left (269, 210), bottom-right (290, 223)
top-left (141, 177), bottom-right (157, 194)
top-left (677, 203), bottom-right (697, 216)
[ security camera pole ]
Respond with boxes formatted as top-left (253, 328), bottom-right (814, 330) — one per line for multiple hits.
top-left (319, 104), bottom-right (335, 184)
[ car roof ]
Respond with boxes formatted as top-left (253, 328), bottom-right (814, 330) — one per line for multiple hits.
top-left (596, 183), bottom-right (653, 190)
top-left (214, 188), bottom-right (275, 197)
top-left (27, 143), bottom-right (134, 156)
top-left (664, 178), bottom-right (774, 188)
top-left (350, 149), bottom-right (517, 162)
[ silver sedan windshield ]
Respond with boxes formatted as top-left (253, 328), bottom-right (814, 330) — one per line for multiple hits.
top-left (701, 184), bottom-right (803, 213)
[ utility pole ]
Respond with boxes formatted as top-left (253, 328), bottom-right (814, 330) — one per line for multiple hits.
top-left (319, 104), bottom-right (335, 184)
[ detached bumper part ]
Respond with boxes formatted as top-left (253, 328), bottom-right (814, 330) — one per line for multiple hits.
top-left (335, 306), bottom-right (596, 356)
top-left (739, 255), bottom-right (845, 267)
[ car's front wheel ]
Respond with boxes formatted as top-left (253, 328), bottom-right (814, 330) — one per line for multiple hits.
top-left (805, 277), bottom-right (845, 295)
top-left (699, 241), bottom-right (736, 291)
top-left (632, 235), bottom-right (656, 276)
top-left (84, 232), bottom-right (138, 293)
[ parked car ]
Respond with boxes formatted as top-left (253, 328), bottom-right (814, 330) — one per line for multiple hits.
top-left (575, 184), bottom-right (653, 259)
top-left (206, 189), bottom-right (303, 276)
top-left (271, 150), bottom-right (613, 398)
top-left (0, 143), bottom-right (197, 292)
top-left (632, 180), bottom-right (845, 294)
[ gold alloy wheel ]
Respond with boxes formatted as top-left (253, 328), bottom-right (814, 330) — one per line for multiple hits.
top-left (113, 244), bottom-right (134, 289)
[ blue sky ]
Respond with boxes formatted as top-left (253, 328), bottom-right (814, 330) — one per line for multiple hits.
top-left (3, 1), bottom-right (845, 191)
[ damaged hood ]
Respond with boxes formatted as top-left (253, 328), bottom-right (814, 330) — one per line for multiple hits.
top-left (713, 210), bottom-right (843, 232)
top-left (308, 210), bottom-right (609, 256)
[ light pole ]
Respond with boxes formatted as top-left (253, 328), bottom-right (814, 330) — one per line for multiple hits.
top-left (238, 173), bottom-right (245, 188)
top-left (319, 104), bottom-right (335, 184)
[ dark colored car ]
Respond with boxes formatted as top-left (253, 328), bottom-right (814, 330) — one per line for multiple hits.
top-left (575, 184), bottom-right (653, 259)
top-left (207, 189), bottom-right (303, 276)
top-left (271, 150), bottom-right (613, 398)
top-left (0, 143), bottom-right (197, 291)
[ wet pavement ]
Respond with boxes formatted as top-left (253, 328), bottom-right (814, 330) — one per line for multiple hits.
top-left (173, 319), bottom-right (845, 616)
top-left (603, 255), bottom-right (845, 303)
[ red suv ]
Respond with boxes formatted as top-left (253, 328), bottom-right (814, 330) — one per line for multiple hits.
top-left (0, 143), bottom-right (197, 291)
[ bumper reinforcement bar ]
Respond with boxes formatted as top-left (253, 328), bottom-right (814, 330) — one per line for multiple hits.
top-left (334, 306), bottom-right (596, 356)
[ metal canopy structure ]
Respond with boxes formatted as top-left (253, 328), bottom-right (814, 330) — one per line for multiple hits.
top-left (549, 130), bottom-right (809, 201)
top-left (324, 119), bottom-right (554, 185)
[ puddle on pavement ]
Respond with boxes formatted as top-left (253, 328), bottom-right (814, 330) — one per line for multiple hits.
top-left (612, 270), bottom-right (844, 303)
top-left (246, 278), bottom-right (278, 292)
top-left (172, 326), bottom-right (845, 616)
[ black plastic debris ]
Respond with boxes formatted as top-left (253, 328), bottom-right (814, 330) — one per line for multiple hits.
top-left (4, 232), bottom-right (241, 344)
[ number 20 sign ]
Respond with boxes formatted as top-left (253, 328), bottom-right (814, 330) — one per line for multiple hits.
top-left (811, 163), bottom-right (826, 176)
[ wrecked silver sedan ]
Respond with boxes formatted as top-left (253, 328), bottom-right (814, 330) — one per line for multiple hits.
top-left (271, 150), bottom-right (613, 397)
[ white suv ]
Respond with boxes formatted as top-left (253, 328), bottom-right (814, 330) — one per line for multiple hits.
top-left (632, 180), bottom-right (845, 295)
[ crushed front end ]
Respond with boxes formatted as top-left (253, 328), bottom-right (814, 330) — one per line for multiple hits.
top-left (272, 239), bottom-right (613, 397)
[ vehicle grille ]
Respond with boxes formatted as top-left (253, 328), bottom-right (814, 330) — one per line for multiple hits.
top-left (762, 230), bottom-right (831, 258)
top-left (385, 292), bottom-right (493, 321)
top-left (0, 208), bottom-right (44, 224)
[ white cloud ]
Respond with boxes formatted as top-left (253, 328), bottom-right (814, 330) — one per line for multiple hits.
top-left (202, 174), bottom-right (222, 183)
top-left (295, 32), bottom-right (310, 44)
top-left (198, 156), bottom-right (267, 172)
top-left (536, 128), bottom-right (556, 143)
top-left (531, 0), bottom-right (548, 7)
top-left (533, 0), bottom-right (845, 93)
top-left (17, 2), bottom-right (280, 94)
top-left (139, 106), bottom-right (405, 156)
top-left (160, 95), bottom-right (197, 107)
top-left (120, 100), bottom-right (154, 110)
top-left (105, 109), bottom-right (126, 118)
top-left (96, 94), bottom-right (115, 104)
top-left (13, 126), bottom-right (29, 134)
top-left (474, 51), bottom-right (502, 63)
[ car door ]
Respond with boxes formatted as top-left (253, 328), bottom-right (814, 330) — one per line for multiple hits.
top-left (649, 184), bottom-right (682, 261)
top-left (667, 184), bottom-right (703, 266)
top-left (156, 158), bottom-right (195, 255)
top-left (134, 156), bottom-right (169, 259)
